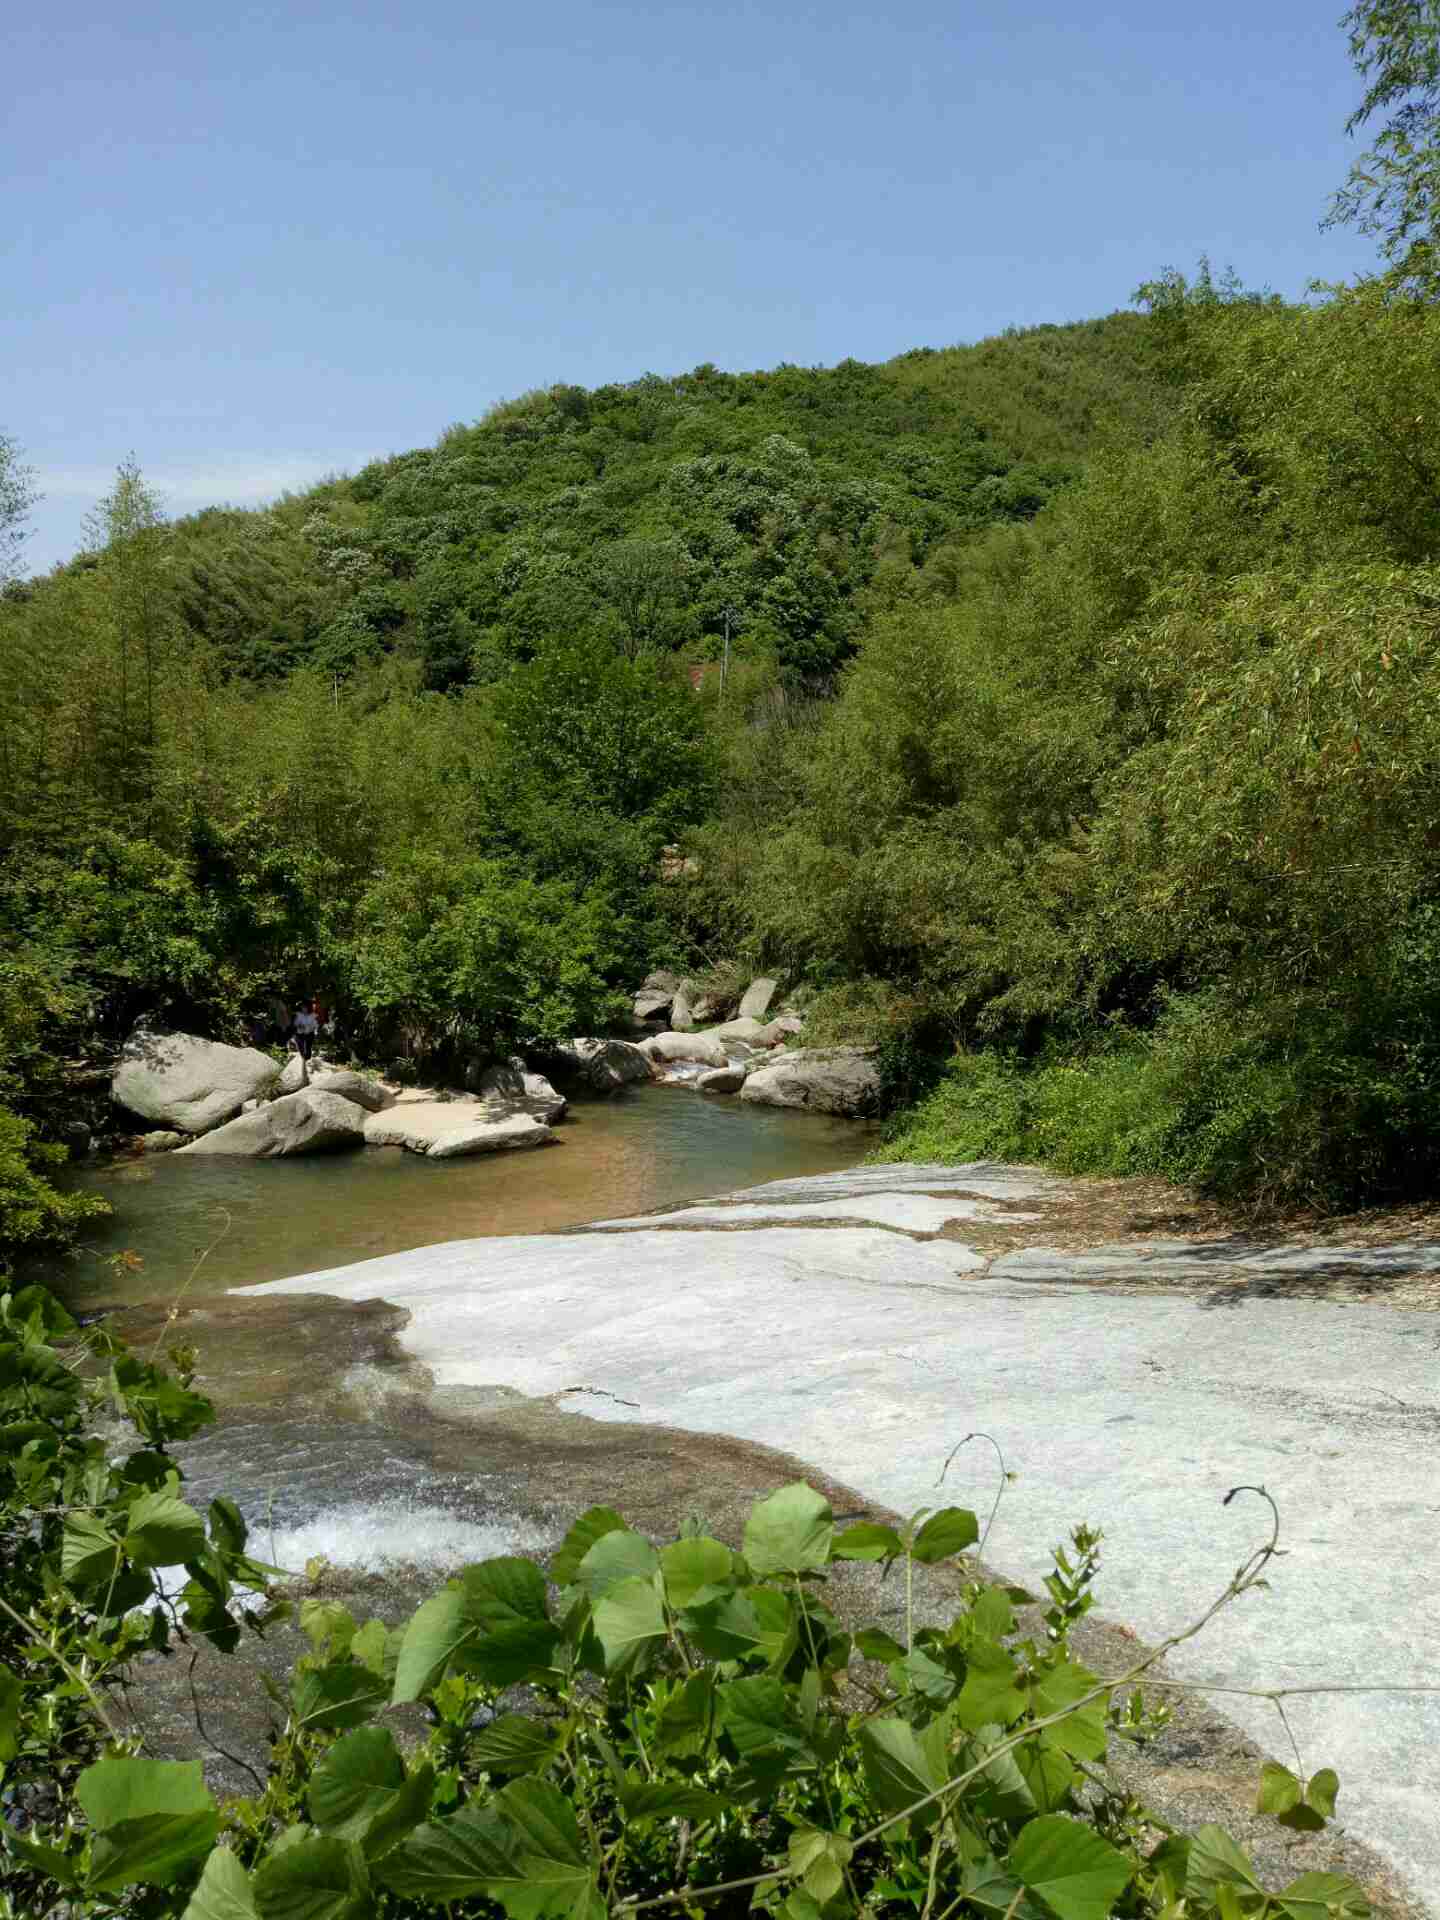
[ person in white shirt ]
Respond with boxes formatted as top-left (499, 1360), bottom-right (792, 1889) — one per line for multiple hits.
top-left (293, 1000), bottom-right (319, 1062)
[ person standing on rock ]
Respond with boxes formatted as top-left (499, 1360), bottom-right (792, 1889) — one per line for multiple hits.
top-left (293, 999), bottom-right (319, 1062)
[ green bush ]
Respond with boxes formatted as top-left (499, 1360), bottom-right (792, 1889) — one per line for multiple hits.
top-left (0, 1106), bottom-right (108, 1261)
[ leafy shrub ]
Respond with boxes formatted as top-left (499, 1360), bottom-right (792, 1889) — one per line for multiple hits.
top-left (0, 1106), bottom-right (108, 1260)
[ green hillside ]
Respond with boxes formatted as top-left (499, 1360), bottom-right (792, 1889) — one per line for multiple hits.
top-left (80, 314), bottom-right (1161, 688)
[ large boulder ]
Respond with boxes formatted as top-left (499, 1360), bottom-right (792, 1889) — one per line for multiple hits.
top-left (698, 1065), bottom-right (746, 1095)
top-left (113, 1029), bottom-right (280, 1135)
top-left (551, 1038), bottom-right (653, 1095)
top-left (476, 1057), bottom-right (567, 1124)
top-left (739, 1047), bottom-right (882, 1118)
top-left (633, 969), bottom-right (682, 1023)
top-left (175, 1090), bottom-right (367, 1157)
top-left (704, 1016), bottom-right (775, 1047)
top-left (641, 1031), bottom-right (728, 1068)
top-left (363, 1101), bottom-right (553, 1158)
top-left (738, 977), bottom-right (780, 1022)
top-left (308, 1068), bottom-right (389, 1113)
top-left (669, 983), bottom-right (698, 1031)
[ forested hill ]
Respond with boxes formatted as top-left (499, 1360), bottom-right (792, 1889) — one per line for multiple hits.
top-left (21, 315), bottom-right (1160, 689)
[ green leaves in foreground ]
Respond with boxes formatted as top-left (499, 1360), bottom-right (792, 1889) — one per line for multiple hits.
top-left (75, 1757), bottom-right (219, 1892)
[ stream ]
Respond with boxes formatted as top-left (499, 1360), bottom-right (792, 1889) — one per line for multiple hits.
top-left (53, 1086), bottom-right (868, 1581)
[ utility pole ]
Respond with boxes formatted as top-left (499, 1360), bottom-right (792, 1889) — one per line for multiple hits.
top-left (720, 604), bottom-right (740, 705)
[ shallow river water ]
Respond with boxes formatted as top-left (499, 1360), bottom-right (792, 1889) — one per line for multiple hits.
top-left (61, 1084), bottom-right (867, 1313)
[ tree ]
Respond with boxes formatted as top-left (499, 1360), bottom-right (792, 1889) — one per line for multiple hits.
top-left (82, 456), bottom-right (173, 815)
top-left (0, 432), bottom-right (38, 584)
top-left (1326, 1), bottom-right (1440, 293)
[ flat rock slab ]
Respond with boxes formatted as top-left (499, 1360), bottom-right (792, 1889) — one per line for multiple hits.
top-left (364, 1102), bottom-right (553, 1158)
top-left (588, 1194), bottom-right (1029, 1234)
top-left (242, 1162), bottom-right (1440, 1904)
top-left (995, 1239), bottom-right (1440, 1283)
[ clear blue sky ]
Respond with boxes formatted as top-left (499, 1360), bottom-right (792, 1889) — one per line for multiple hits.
top-left (7, 1), bottom-right (1379, 573)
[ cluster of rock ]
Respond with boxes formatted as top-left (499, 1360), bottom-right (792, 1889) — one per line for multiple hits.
top-left (623, 972), bottom-right (881, 1118)
top-left (111, 1029), bottom-right (564, 1161)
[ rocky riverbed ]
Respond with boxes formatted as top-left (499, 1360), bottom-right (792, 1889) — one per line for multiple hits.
top-left (233, 1160), bottom-right (1440, 1912)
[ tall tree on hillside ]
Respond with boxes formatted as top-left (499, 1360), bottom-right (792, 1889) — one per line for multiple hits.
top-left (1327, 0), bottom-right (1440, 292)
top-left (83, 457), bottom-right (173, 818)
top-left (0, 432), bottom-right (38, 584)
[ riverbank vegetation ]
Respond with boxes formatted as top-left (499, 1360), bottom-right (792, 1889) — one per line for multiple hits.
top-left (0, 1280), bottom-right (1368, 1917)
top-left (6, 7), bottom-right (1440, 1239)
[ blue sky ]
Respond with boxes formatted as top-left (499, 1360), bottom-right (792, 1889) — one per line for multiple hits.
top-left (8, 1), bottom-right (1378, 573)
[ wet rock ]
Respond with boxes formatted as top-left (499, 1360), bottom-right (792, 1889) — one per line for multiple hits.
top-left (641, 1031), bottom-right (727, 1068)
top-left (740, 1047), bottom-right (881, 1118)
top-left (738, 977), bottom-right (779, 1021)
top-left (427, 1114), bottom-right (554, 1159)
top-left (552, 1038), bottom-right (653, 1094)
top-left (139, 1129), bottom-right (187, 1153)
top-left (175, 1090), bottom-right (368, 1157)
top-left (698, 1066), bottom-right (746, 1094)
top-left (309, 1068), bottom-right (389, 1114)
top-left (113, 1028), bottom-right (280, 1134)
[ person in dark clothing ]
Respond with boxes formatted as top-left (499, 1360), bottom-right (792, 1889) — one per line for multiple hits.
top-left (293, 999), bottom-right (319, 1061)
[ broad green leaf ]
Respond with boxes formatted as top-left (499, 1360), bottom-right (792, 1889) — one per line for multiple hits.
top-left (742, 1482), bottom-right (833, 1574)
top-left (1306, 1769), bottom-right (1340, 1821)
top-left (125, 1490), bottom-right (207, 1568)
top-left (379, 1799), bottom-right (515, 1902)
top-left (208, 1495), bottom-right (248, 1558)
top-left (660, 1535), bottom-right (734, 1606)
top-left (7, 1283), bottom-right (77, 1335)
top-left (897, 1644), bottom-right (958, 1706)
top-left (971, 1587), bottom-right (1017, 1637)
top-left (301, 1598), bottom-right (357, 1654)
top-left (252, 1831), bottom-right (370, 1920)
top-left (854, 1627), bottom-right (906, 1662)
top-left (653, 1669), bottom-right (715, 1757)
top-left (621, 1781), bottom-right (726, 1823)
top-left (1016, 1741), bottom-right (1076, 1814)
top-left (0, 1664), bottom-right (21, 1763)
top-left (592, 1573), bottom-right (667, 1671)
top-left (575, 1528), bottom-right (659, 1600)
top-left (391, 1585), bottom-right (474, 1702)
top-left (718, 1674), bottom-right (812, 1760)
top-left (77, 1755), bottom-right (214, 1831)
top-left (1258, 1760), bottom-right (1304, 1815)
top-left (292, 1659), bottom-right (389, 1730)
top-left (831, 1521), bottom-right (904, 1562)
top-left (61, 1509), bottom-right (122, 1588)
top-left (1185, 1825), bottom-right (1265, 1902)
top-left (461, 1556), bottom-right (551, 1627)
top-left (308, 1726), bottom-right (434, 1858)
top-left (182, 1847), bottom-right (259, 1920)
top-left (471, 1713), bottom-right (560, 1774)
top-left (1030, 1660), bottom-right (1109, 1761)
top-left (680, 1583), bottom-right (794, 1663)
top-left (956, 1639), bottom-right (1025, 1729)
top-left (1010, 1815), bottom-right (1131, 1920)
top-left (1276, 1870), bottom-right (1371, 1920)
top-left (857, 1716), bottom-right (942, 1825)
top-left (349, 1618), bottom-right (396, 1677)
top-left (2, 1821), bottom-right (81, 1885)
top-left (787, 1828), bottom-right (853, 1904)
top-left (960, 1858), bottom-right (1049, 1919)
top-left (911, 1506), bottom-right (980, 1564)
top-left (463, 1618), bottom-right (562, 1688)
top-left (487, 1777), bottom-right (597, 1920)
top-left (550, 1506), bottom-right (626, 1585)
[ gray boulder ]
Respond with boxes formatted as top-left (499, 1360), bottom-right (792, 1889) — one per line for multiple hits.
top-left (738, 977), bottom-right (779, 1021)
top-left (175, 1090), bottom-right (367, 1157)
top-left (704, 1016), bottom-right (775, 1046)
top-left (552, 1038), bottom-right (653, 1094)
top-left (277, 1052), bottom-right (309, 1095)
top-left (642, 1031), bottom-right (728, 1068)
top-left (113, 1029), bottom-right (280, 1134)
top-left (427, 1114), bottom-right (554, 1159)
top-left (309, 1068), bottom-right (389, 1113)
top-left (755, 1012), bottom-right (805, 1046)
top-left (698, 1066), bottom-right (746, 1094)
top-left (476, 1057), bottom-right (567, 1124)
top-left (739, 1047), bottom-right (882, 1118)
top-left (669, 983), bottom-right (697, 1031)
top-left (633, 969), bottom-right (682, 1022)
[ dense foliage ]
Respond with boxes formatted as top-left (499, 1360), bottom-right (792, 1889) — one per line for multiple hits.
top-left (0, 1285), bottom-right (1364, 1919)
